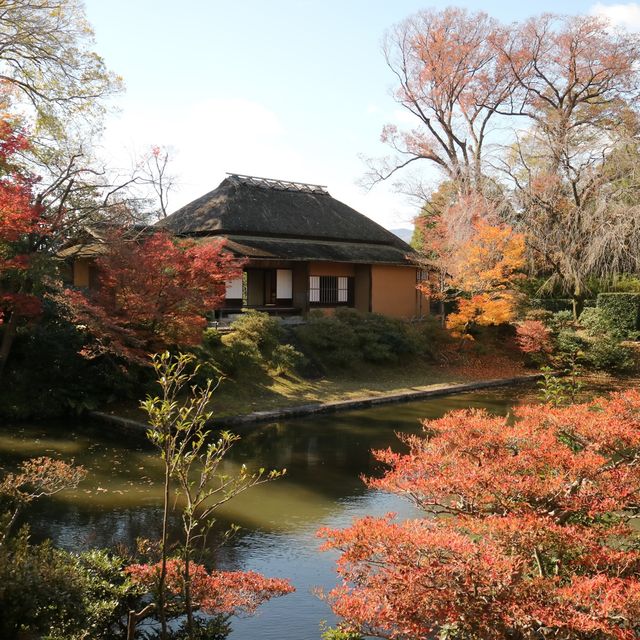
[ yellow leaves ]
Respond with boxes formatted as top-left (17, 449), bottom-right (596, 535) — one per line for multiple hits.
top-left (447, 221), bottom-right (525, 336)
top-left (454, 220), bottom-right (525, 293)
top-left (446, 292), bottom-right (519, 335)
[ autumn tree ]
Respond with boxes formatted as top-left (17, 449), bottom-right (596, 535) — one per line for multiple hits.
top-left (375, 10), bottom-right (640, 320)
top-left (136, 145), bottom-right (176, 220)
top-left (55, 231), bottom-right (244, 364)
top-left (0, 0), bottom-right (133, 379)
top-left (0, 0), bottom-right (119, 122)
top-left (0, 112), bottom-right (43, 378)
top-left (320, 390), bottom-right (640, 639)
top-left (496, 14), bottom-right (640, 316)
top-left (369, 8), bottom-right (514, 196)
top-left (445, 218), bottom-right (525, 336)
top-left (0, 456), bottom-right (86, 546)
top-left (412, 181), bottom-right (457, 326)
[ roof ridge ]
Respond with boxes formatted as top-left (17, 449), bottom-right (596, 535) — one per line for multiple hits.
top-left (226, 172), bottom-right (329, 195)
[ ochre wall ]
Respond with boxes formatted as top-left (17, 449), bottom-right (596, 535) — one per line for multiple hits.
top-left (371, 265), bottom-right (420, 318)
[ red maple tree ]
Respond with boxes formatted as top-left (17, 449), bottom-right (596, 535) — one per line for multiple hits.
top-left (319, 390), bottom-right (640, 639)
top-left (57, 231), bottom-right (244, 363)
top-left (0, 115), bottom-right (45, 376)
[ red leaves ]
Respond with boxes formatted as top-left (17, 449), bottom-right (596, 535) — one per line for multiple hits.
top-left (0, 456), bottom-right (86, 504)
top-left (126, 558), bottom-right (293, 616)
top-left (516, 319), bottom-right (553, 354)
top-left (0, 115), bottom-right (44, 330)
top-left (320, 390), bottom-right (640, 639)
top-left (58, 231), bottom-right (244, 362)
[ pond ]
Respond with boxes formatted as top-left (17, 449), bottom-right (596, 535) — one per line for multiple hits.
top-left (1, 386), bottom-right (538, 640)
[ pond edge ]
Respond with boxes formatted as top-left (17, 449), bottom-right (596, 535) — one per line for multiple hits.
top-left (89, 374), bottom-right (543, 435)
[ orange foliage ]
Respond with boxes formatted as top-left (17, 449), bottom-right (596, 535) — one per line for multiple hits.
top-left (320, 390), bottom-right (640, 639)
top-left (447, 220), bottom-right (525, 336)
top-left (126, 558), bottom-right (293, 617)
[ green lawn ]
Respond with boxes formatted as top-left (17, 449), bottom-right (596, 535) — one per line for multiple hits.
top-left (104, 353), bottom-right (530, 422)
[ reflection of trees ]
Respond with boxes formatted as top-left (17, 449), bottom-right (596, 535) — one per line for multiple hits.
top-left (4, 389), bottom-right (520, 557)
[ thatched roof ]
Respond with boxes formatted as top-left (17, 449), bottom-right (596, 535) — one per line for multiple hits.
top-left (57, 224), bottom-right (153, 259)
top-left (158, 174), bottom-right (416, 265)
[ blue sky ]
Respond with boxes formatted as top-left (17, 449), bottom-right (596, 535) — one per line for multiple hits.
top-left (83, 1), bottom-right (639, 229)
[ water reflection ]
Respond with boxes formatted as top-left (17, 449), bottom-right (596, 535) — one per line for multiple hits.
top-left (0, 387), bottom-right (532, 639)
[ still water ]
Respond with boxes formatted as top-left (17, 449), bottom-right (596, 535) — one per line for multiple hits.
top-left (1, 387), bottom-right (535, 639)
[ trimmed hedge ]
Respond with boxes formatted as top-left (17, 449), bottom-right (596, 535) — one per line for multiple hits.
top-left (530, 299), bottom-right (596, 313)
top-left (530, 299), bottom-right (573, 313)
top-left (596, 293), bottom-right (640, 338)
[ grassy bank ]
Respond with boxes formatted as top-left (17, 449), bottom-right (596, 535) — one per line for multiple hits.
top-left (104, 349), bottom-right (529, 422)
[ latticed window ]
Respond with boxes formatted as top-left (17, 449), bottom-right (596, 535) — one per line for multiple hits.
top-left (309, 276), bottom-right (353, 305)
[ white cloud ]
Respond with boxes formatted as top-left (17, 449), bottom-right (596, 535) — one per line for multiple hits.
top-left (591, 3), bottom-right (640, 30)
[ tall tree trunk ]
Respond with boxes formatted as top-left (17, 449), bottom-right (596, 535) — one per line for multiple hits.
top-left (0, 310), bottom-right (19, 381)
top-left (572, 285), bottom-right (584, 321)
top-left (439, 299), bottom-right (446, 328)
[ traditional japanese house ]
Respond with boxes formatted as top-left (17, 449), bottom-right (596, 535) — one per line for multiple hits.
top-left (157, 174), bottom-right (426, 319)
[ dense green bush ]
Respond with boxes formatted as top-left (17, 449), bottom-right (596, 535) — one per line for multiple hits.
top-left (584, 337), bottom-right (636, 372)
top-left (0, 528), bottom-right (141, 639)
top-left (552, 329), bottom-right (588, 367)
top-left (334, 309), bottom-right (415, 363)
top-left (227, 310), bottom-right (283, 359)
top-left (578, 306), bottom-right (618, 337)
top-left (146, 617), bottom-right (231, 639)
top-left (0, 307), bottom-right (138, 420)
top-left (270, 343), bottom-right (304, 375)
top-left (198, 313), bottom-right (303, 377)
top-left (607, 275), bottom-right (640, 292)
top-left (549, 311), bottom-right (576, 332)
top-left (529, 299), bottom-right (574, 313)
top-left (543, 309), bottom-right (636, 373)
top-left (294, 311), bottom-right (359, 367)
top-left (596, 293), bottom-right (640, 338)
top-left (294, 310), bottom-right (447, 369)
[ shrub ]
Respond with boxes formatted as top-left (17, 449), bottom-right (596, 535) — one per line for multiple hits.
top-left (529, 298), bottom-right (573, 313)
top-left (198, 314), bottom-right (304, 378)
top-left (269, 343), bottom-right (304, 375)
top-left (553, 329), bottom-right (588, 367)
top-left (549, 310), bottom-right (575, 332)
top-left (294, 310), bottom-right (429, 368)
top-left (0, 529), bottom-right (141, 639)
top-left (343, 311), bottom-right (415, 364)
top-left (294, 312), bottom-right (359, 368)
top-left (524, 308), bottom-right (554, 324)
top-left (406, 315), bottom-right (451, 361)
top-left (218, 333), bottom-right (262, 375)
top-left (584, 337), bottom-right (635, 372)
top-left (578, 306), bottom-right (618, 337)
top-left (596, 293), bottom-right (640, 338)
top-left (0, 308), bottom-right (138, 420)
top-left (228, 311), bottom-right (283, 360)
top-left (515, 320), bottom-right (553, 356)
